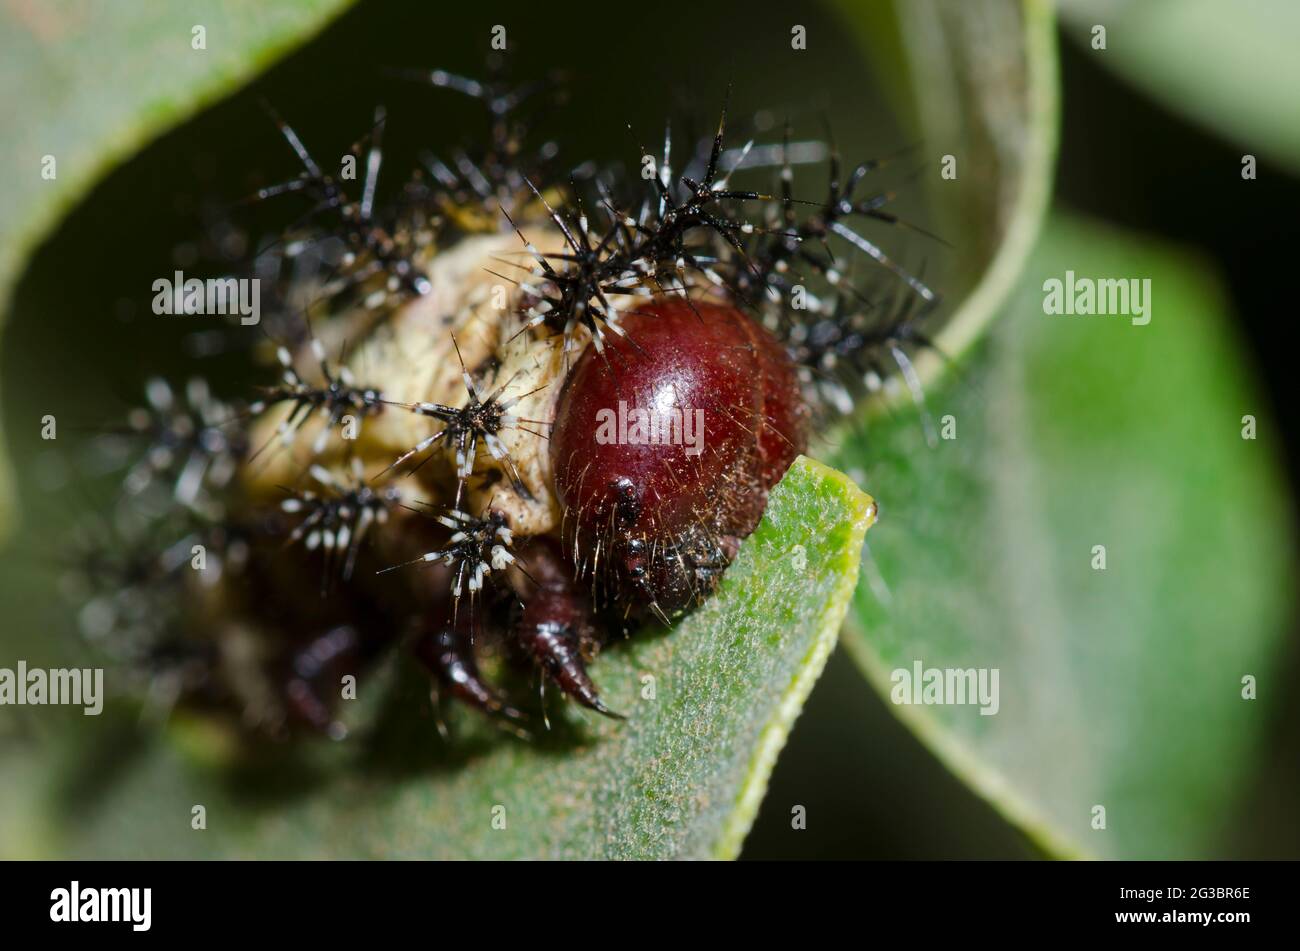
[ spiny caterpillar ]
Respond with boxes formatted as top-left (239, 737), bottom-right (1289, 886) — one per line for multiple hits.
top-left (77, 61), bottom-right (938, 739)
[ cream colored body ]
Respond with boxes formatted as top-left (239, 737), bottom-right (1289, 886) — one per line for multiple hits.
top-left (244, 223), bottom-right (583, 536)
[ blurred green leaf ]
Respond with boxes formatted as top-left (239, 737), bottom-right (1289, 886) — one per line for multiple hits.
top-left (17, 457), bottom-right (874, 859)
top-left (0, 0), bottom-right (356, 536)
top-left (843, 0), bottom-right (1059, 376)
top-left (836, 212), bottom-right (1294, 858)
top-left (1060, 0), bottom-right (1300, 172)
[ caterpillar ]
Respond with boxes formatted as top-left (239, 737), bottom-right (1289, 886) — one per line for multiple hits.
top-left (77, 60), bottom-right (938, 740)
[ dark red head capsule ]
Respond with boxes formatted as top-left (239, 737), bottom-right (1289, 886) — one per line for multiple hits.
top-left (551, 299), bottom-right (810, 616)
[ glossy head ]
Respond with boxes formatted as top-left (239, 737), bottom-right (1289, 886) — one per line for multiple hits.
top-left (550, 299), bottom-right (809, 614)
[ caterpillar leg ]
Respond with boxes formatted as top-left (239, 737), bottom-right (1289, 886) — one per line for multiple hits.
top-left (283, 624), bottom-right (360, 736)
top-left (413, 619), bottom-right (525, 723)
top-left (513, 540), bottom-right (623, 720)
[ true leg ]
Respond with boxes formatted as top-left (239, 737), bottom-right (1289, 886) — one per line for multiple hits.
top-left (512, 539), bottom-right (622, 719)
top-left (413, 616), bottom-right (524, 723)
top-left (283, 624), bottom-right (359, 735)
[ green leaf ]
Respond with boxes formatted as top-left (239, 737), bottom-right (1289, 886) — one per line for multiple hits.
top-left (12, 456), bottom-right (875, 859)
top-left (840, 0), bottom-right (1060, 377)
top-left (0, 0), bottom-right (356, 537)
top-left (835, 212), bottom-right (1294, 858)
top-left (1059, 0), bottom-right (1300, 173)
